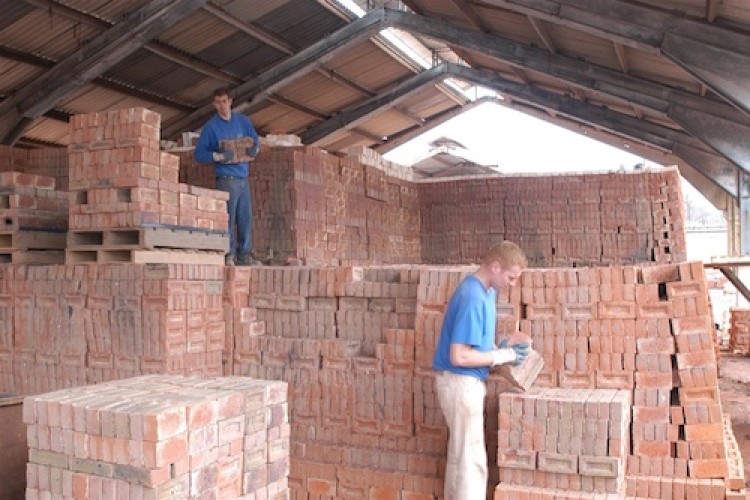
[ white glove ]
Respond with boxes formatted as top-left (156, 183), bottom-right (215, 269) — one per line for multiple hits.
top-left (490, 348), bottom-right (517, 366)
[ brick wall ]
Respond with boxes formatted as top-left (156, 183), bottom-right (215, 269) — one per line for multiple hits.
top-left (180, 145), bottom-right (685, 267)
top-left (418, 169), bottom-right (687, 266)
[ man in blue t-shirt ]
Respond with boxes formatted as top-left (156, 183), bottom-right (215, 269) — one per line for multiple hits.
top-left (194, 87), bottom-right (260, 266)
top-left (432, 240), bottom-right (528, 500)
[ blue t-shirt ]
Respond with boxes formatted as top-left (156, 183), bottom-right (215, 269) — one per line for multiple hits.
top-left (432, 275), bottom-right (497, 380)
top-left (194, 112), bottom-right (259, 178)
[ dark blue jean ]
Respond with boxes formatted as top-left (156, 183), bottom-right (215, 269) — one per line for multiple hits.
top-left (215, 176), bottom-right (252, 257)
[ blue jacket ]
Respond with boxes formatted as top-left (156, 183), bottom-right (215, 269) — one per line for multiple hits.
top-left (194, 112), bottom-right (259, 178)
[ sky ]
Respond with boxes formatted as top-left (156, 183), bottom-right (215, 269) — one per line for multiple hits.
top-left (383, 100), bottom-right (722, 218)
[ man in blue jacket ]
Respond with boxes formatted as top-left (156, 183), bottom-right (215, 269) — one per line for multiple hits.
top-left (432, 240), bottom-right (529, 499)
top-left (194, 87), bottom-right (260, 266)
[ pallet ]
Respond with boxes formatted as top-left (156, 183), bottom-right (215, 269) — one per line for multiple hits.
top-left (0, 250), bottom-right (65, 264)
top-left (0, 230), bottom-right (66, 251)
top-left (65, 248), bottom-right (224, 265)
top-left (67, 226), bottom-right (228, 252)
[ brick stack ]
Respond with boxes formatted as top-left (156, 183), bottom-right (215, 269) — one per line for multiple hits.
top-left (247, 147), bottom-right (421, 266)
top-left (418, 168), bottom-right (687, 266)
top-left (412, 261), bottom-right (745, 498)
top-left (0, 264), bottom-right (224, 396)
top-left (176, 144), bottom-right (684, 268)
top-left (728, 308), bottom-right (750, 355)
top-left (0, 145), bottom-right (70, 191)
top-left (495, 388), bottom-right (631, 499)
top-left (0, 172), bottom-right (68, 264)
top-left (22, 375), bottom-right (288, 499)
top-left (66, 108), bottom-right (228, 264)
top-left (224, 265), bottom-right (449, 498)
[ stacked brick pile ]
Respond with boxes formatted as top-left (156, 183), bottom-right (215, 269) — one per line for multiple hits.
top-left (176, 142), bottom-right (684, 268)
top-left (418, 168), bottom-right (687, 266)
top-left (0, 145), bottom-right (69, 191)
top-left (66, 108), bottom-right (228, 264)
top-left (23, 375), bottom-right (288, 499)
top-left (224, 265), bottom-right (449, 498)
top-left (495, 388), bottom-right (631, 498)
top-left (178, 145), bottom-right (421, 266)
top-left (0, 172), bottom-right (68, 264)
top-left (728, 308), bottom-right (750, 355)
top-left (248, 147), bottom-right (420, 266)
top-left (0, 263), bottom-right (224, 396)
top-left (411, 261), bottom-right (745, 498)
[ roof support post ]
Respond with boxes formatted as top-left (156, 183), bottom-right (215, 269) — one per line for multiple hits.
top-left (741, 171), bottom-right (750, 255)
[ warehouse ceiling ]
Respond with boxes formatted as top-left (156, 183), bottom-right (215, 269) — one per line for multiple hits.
top-left (0, 0), bottom-right (749, 214)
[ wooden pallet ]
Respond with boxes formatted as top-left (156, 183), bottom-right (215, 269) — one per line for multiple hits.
top-left (0, 230), bottom-right (66, 251)
top-left (65, 248), bottom-right (224, 265)
top-left (0, 250), bottom-right (65, 264)
top-left (67, 226), bottom-right (228, 252)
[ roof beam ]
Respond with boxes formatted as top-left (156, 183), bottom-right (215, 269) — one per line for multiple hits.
top-left (706, 0), bottom-right (720, 23)
top-left (23, 0), bottom-right (238, 84)
top-left (447, 63), bottom-right (740, 198)
top-left (0, 44), bottom-right (196, 113)
top-left (300, 63), bottom-right (449, 146)
top-left (200, 5), bottom-right (427, 128)
top-left (528, 17), bottom-right (557, 54)
top-left (502, 99), bottom-right (732, 210)
top-left (162, 8), bottom-right (389, 139)
top-left (480, 0), bottom-right (750, 115)
top-left (324, 61), bottom-right (737, 198)
top-left (267, 95), bottom-right (328, 121)
top-left (448, 0), bottom-right (493, 32)
top-left (612, 42), bottom-right (628, 74)
top-left (385, 9), bottom-right (750, 173)
top-left (0, 0), bottom-right (209, 145)
top-left (373, 96), bottom-right (501, 154)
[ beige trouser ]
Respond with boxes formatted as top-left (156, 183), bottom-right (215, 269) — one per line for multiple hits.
top-left (435, 371), bottom-right (488, 500)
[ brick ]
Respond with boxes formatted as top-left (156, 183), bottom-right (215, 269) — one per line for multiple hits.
top-left (537, 452), bottom-right (578, 474)
top-left (578, 456), bottom-right (621, 478)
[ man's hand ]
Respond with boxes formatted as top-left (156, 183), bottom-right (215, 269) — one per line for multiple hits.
top-left (246, 145), bottom-right (259, 158)
top-left (212, 150), bottom-right (235, 163)
top-left (490, 348), bottom-right (517, 366)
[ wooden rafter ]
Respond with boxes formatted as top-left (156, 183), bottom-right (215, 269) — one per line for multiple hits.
top-left (706, 0), bottom-right (720, 22)
top-left (613, 42), bottom-right (628, 74)
top-left (528, 17), bottom-right (557, 54)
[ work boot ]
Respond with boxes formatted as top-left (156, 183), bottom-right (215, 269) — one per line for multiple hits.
top-left (224, 255), bottom-right (235, 267)
top-left (236, 254), bottom-right (262, 266)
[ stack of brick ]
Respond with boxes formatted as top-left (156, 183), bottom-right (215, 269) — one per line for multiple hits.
top-left (176, 143), bottom-right (683, 268)
top-left (22, 375), bottom-right (288, 499)
top-left (413, 261), bottom-right (744, 498)
top-left (0, 172), bottom-right (68, 264)
top-left (0, 145), bottom-right (69, 191)
top-left (224, 265), bottom-right (447, 498)
top-left (495, 388), bottom-right (631, 499)
top-left (418, 168), bottom-right (687, 266)
top-left (0, 263), bottom-right (224, 396)
top-left (66, 108), bottom-right (228, 264)
top-left (728, 308), bottom-right (750, 355)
